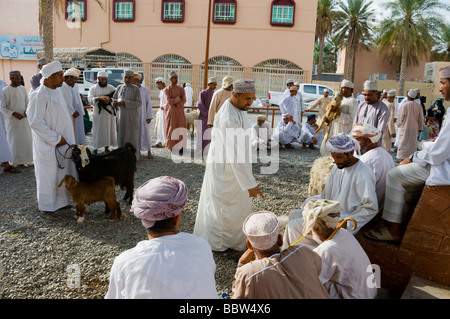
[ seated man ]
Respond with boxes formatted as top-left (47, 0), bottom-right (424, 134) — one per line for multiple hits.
top-left (302, 199), bottom-right (377, 299)
top-left (282, 133), bottom-right (378, 250)
top-left (351, 123), bottom-right (395, 213)
top-left (232, 211), bottom-right (330, 299)
top-left (105, 176), bottom-right (218, 299)
top-left (273, 113), bottom-right (300, 149)
top-left (298, 114), bottom-right (324, 149)
top-left (365, 67), bottom-right (450, 243)
top-left (250, 115), bottom-right (278, 150)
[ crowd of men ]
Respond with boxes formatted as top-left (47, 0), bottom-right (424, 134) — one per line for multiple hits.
top-left (0, 58), bottom-right (449, 299)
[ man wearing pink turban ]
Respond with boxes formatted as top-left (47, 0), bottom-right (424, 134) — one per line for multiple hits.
top-left (105, 176), bottom-right (218, 299)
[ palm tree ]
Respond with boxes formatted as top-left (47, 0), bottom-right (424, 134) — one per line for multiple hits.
top-left (334, 0), bottom-right (375, 82)
top-left (431, 23), bottom-right (450, 62)
top-left (376, 0), bottom-right (450, 95)
top-left (38, 0), bottom-right (104, 62)
top-left (314, 41), bottom-right (335, 73)
top-left (315, 0), bottom-right (338, 80)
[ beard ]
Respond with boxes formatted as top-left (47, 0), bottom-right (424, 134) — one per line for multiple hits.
top-left (98, 81), bottom-right (107, 88)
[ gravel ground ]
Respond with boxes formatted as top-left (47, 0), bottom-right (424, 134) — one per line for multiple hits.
top-left (0, 110), bottom-right (322, 299)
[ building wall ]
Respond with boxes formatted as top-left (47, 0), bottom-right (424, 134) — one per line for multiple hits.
top-left (336, 46), bottom-right (429, 95)
top-left (53, 0), bottom-right (318, 98)
top-left (0, 0), bottom-right (40, 90)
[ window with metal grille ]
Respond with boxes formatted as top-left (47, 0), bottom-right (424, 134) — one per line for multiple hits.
top-left (162, 1), bottom-right (185, 22)
top-left (66, 0), bottom-right (86, 21)
top-left (113, 0), bottom-right (135, 22)
top-left (213, 1), bottom-right (236, 24)
top-left (270, 0), bottom-right (295, 26)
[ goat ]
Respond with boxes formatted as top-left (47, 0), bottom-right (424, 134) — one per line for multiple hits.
top-left (308, 156), bottom-right (334, 197)
top-left (315, 92), bottom-right (344, 142)
top-left (58, 175), bottom-right (121, 223)
top-left (185, 109), bottom-right (199, 137)
top-left (70, 142), bottom-right (137, 204)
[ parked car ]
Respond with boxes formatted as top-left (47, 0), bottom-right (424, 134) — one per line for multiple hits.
top-left (268, 83), bottom-right (335, 108)
top-left (78, 68), bottom-right (145, 96)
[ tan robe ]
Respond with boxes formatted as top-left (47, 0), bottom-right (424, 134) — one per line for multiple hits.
top-left (309, 95), bottom-right (332, 133)
top-left (232, 245), bottom-right (330, 299)
top-left (397, 100), bottom-right (424, 160)
top-left (163, 84), bottom-right (186, 150)
top-left (382, 100), bottom-right (396, 152)
top-left (207, 88), bottom-right (233, 126)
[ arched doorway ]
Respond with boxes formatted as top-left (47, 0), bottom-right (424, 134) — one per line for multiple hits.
top-left (200, 56), bottom-right (244, 89)
top-left (252, 58), bottom-right (304, 99)
top-left (150, 54), bottom-right (192, 102)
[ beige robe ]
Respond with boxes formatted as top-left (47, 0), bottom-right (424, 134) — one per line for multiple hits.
top-left (207, 88), bottom-right (233, 126)
top-left (382, 100), bottom-right (396, 152)
top-left (309, 95), bottom-right (332, 132)
top-left (232, 245), bottom-right (330, 299)
top-left (397, 100), bottom-right (424, 160)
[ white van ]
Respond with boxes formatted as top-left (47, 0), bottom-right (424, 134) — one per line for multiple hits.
top-left (78, 68), bottom-right (144, 96)
top-left (268, 83), bottom-right (335, 107)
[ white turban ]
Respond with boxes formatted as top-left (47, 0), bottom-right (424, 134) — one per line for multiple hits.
top-left (124, 69), bottom-right (134, 77)
top-left (341, 79), bottom-right (354, 89)
top-left (351, 123), bottom-right (380, 143)
top-left (243, 211), bottom-right (279, 251)
top-left (326, 133), bottom-right (360, 154)
top-left (98, 71), bottom-right (108, 78)
top-left (282, 113), bottom-right (290, 119)
top-left (207, 77), bottom-right (217, 84)
top-left (363, 80), bottom-right (378, 91)
top-left (439, 66), bottom-right (450, 79)
top-left (387, 89), bottom-right (396, 97)
top-left (40, 61), bottom-right (63, 79)
top-left (302, 199), bottom-right (341, 237)
top-left (169, 71), bottom-right (178, 79)
top-left (286, 79), bottom-right (294, 85)
top-left (155, 77), bottom-right (165, 84)
top-left (290, 85), bottom-right (299, 91)
top-left (233, 79), bottom-right (255, 93)
top-left (64, 69), bottom-right (79, 78)
top-left (222, 76), bottom-right (233, 89)
top-left (407, 89), bottom-right (417, 99)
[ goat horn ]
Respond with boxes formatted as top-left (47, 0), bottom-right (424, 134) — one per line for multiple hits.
top-left (64, 144), bottom-right (77, 158)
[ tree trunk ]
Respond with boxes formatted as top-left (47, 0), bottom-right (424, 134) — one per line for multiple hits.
top-left (317, 36), bottom-right (325, 80)
top-left (42, 0), bottom-right (54, 62)
top-left (346, 45), bottom-right (355, 82)
top-left (399, 44), bottom-right (408, 96)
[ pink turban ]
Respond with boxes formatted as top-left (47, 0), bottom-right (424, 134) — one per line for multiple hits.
top-left (131, 176), bottom-right (188, 228)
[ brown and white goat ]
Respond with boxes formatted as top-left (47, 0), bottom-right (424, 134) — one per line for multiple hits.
top-left (58, 175), bottom-right (121, 223)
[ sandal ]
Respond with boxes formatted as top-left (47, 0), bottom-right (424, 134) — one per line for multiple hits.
top-left (40, 211), bottom-right (61, 220)
top-left (3, 165), bottom-right (20, 173)
top-left (364, 226), bottom-right (400, 244)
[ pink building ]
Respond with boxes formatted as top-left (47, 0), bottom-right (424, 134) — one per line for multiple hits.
top-left (0, 0), bottom-right (42, 92)
top-left (51, 0), bottom-right (318, 101)
top-left (337, 46), bottom-right (430, 95)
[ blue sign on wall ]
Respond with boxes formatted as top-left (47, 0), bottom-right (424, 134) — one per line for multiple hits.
top-left (0, 35), bottom-right (43, 61)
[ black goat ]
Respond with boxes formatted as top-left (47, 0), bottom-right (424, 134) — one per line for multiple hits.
top-left (70, 143), bottom-right (137, 204)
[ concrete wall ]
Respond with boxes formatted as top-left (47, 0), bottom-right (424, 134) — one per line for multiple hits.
top-left (53, 0), bottom-right (317, 80)
top-left (0, 0), bottom-right (40, 91)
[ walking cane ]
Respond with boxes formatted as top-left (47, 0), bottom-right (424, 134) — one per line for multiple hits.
top-left (290, 217), bottom-right (357, 246)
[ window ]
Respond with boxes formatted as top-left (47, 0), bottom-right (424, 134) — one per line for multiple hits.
top-left (162, 0), bottom-right (185, 23)
top-left (65, 0), bottom-right (87, 21)
top-left (270, 0), bottom-right (295, 27)
top-left (303, 85), bottom-right (317, 94)
top-left (213, 0), bottom-right (236, 24)
top-left (113, 0), bottom-right (135, 22)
